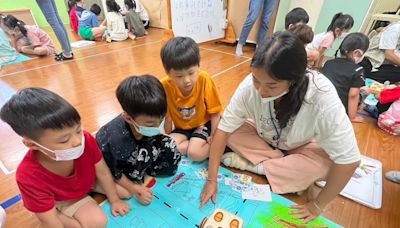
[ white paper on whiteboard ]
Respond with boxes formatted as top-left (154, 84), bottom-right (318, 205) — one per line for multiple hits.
top-left (171, 0), bottom-right (226, 43)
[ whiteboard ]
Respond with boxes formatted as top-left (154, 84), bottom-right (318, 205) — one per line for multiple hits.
top-left (170, 0), bottom-right (227, 43)
top-left (316, 155), bottom-right (382, 209)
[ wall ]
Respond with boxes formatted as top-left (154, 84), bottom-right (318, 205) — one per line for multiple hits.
top-left (0, 0), bottom-right (69, 27)
top-left (314, 0), bottom-right (373, 56)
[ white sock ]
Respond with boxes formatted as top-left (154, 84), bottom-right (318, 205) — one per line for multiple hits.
top-left (222, 152), bottom-right (265, 175)
top-left (245, 163), bottom-right (265, 175)
top-left (235, 44), bottom-right (243, 56)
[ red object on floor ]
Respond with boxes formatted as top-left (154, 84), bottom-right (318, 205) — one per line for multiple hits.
top-left (379, 86), bottom-right (400, 104)
top-left (146, 178), bottom-right (156, 188)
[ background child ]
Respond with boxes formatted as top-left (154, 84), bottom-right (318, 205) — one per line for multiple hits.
top-left (96, 75), bottom-right (181, 205)
top-left (133, 0), bottom-right (150, 29)
top-left (68, 0), bottom-right (78, 33)
top-left (284, 7), bottom-right (309, 30)
top-left (0, 14), bottom-right (19, 66)
top-left (78, 3), bottom-right (106, 40)
top-left (288, 23), bottom-right (314, 46)
top-left (320, 32), bottom-right (369, 123)
top-left (0, 88), bottom-right (129, 227)
top-left (2, 15), bottom-right (55, 56)
top-left (124, 0), bottom-right (145, 40)
top-left (362, 22), bottom-right (400, 84)
top-left (307, 12), bottom-right (354, 68)
top-left (284, 8), bottom-right (318, 64)
top-left (102, 0), bottom-right (128, 42)
top-left (161, 37), bottom-right (223, 162)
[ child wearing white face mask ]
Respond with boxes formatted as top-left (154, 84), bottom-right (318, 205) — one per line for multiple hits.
top-left (321, 32), bottom-right (370, 123)
top-left (96, 75), bottom-right (181, 206)
top-left (306, 12), bottom-right (354, 69)
top-left (0, 88), bottom-right (130, 228)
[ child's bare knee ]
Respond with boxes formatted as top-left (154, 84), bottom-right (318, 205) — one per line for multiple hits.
top-left (95, 211), bottom-right (108, 227)
top-left (81, 211), bottom-right (107, 228)
top-left (187, 148), bottom-right (208, 162)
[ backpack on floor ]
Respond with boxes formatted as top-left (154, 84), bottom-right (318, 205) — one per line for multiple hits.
top-left (378, 100), bottom-right (400, 135)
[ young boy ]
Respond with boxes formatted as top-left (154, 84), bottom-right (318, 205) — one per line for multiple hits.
top-left (0, 88), bottom-right (129, 228)
top-left (160, 37), bottom-right (223, 162)
top-left (96, 75), bottom-right (181, 205)
top-left (284, 7), bottom-right (319, 63)
top-left (284, 7), bottom-right (309, 30)
top-left (77, 3), bottom-right (106, 40)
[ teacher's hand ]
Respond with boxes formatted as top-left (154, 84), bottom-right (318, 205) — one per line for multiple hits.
top-left (289, 200), bottom-right (323, 223)
top-left (200, 180), bottom-right (218, 208)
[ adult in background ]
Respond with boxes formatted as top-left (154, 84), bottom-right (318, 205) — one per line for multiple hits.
top-left (36, 0), bottom-right (74, 61)
top-left (362, 22), bottom-right (400, 83)
top-left (235, 0), bottom-right (277, 56)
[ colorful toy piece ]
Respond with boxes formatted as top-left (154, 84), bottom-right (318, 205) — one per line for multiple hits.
top-left (200, 208), bottom-right (243, 228)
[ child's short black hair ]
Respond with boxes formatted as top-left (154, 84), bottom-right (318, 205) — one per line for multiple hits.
top-left (285, 7), bottom-right (309, 29)
top-left (0, 88), bottom-right (81, 140)
top-left (116, 75), bottom-right (167, 119)
top-left (90, 3), bottom-right (102, 16)
top-left (160, 36), bottom-right (200, 72)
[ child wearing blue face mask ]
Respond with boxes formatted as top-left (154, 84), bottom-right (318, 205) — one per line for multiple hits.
top-left (96, 75), bottom-right (181, 206)
top-left (0, 88), bottom-right (130, 228)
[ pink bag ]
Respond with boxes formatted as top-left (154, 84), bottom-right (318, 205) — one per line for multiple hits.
top-left (378, 100), bottom-right (400, 135)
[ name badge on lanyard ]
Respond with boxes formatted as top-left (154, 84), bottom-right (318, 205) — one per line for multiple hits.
top-left (269, 102), bottom-right (282, 149)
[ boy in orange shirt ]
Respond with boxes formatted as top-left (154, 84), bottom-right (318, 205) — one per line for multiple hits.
top-left (161, 37), bottom-right (223, 161)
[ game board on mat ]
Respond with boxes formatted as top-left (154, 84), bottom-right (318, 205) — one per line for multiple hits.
top-left (101, 158), bottom-right (342, 228)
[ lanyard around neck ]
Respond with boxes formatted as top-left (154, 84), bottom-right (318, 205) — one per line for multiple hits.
top-left (268, 102), bottom-right (282, 149)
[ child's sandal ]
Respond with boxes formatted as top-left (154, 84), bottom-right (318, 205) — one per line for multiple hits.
top-left (54, 52), bottom-right (74, 61)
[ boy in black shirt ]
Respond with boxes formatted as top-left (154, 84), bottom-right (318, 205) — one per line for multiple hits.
top-left (96, 75), bottom-right (181, 205)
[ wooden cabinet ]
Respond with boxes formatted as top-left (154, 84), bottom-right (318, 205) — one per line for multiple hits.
top-left (141, 0), bottom-right (169, 29)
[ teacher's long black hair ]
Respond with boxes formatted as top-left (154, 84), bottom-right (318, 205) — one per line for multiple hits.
top-left (251, 31), bottom-right (309, 129)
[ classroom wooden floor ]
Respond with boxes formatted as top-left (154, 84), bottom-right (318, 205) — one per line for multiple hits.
top-left (0, 27), bottom-right (399, 228)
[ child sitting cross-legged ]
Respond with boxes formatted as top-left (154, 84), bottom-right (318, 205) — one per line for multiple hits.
top-left (96, 75), bottom-right (181, 205)
top-left (77, 3), bottom-right (106, 40)
top-left (0, 88), bottom-right (129, 228)
top-left (124, 0), bottom-right (146, 40)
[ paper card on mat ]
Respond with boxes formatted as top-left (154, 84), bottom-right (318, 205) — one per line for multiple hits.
top-left (242, 184), bottom-right (272, 202)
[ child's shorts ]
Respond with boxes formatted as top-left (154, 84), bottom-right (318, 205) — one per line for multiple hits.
top-left (172, 121), bottom-right (211, 141)
top-left (79, 27), bottom-right (94, 40)
top-left (55, 195), bottom-right (95, 217)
